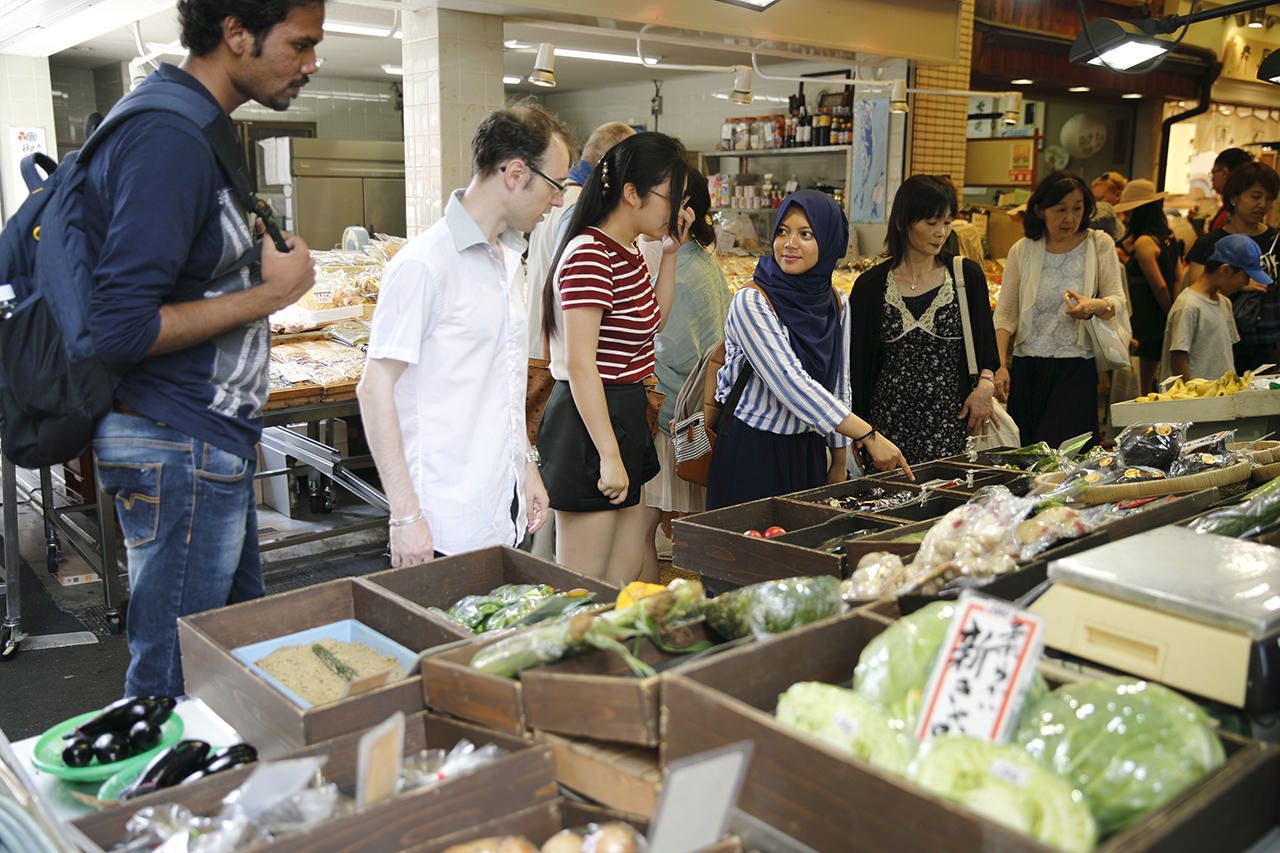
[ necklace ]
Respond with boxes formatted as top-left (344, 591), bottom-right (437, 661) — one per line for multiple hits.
top-left (901, 260), bottom-right (934, 291)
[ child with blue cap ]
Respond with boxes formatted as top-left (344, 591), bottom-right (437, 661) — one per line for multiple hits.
top-left (1160, 233), bottom-right (1273, 382)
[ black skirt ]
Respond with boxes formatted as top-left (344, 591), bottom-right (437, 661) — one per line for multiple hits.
top-left (705, 410), bottom-right (828, 510)
top-left (1007, 356), bottom-right (1098, 447)
top-left (537, 380), bottom-right (659, 512)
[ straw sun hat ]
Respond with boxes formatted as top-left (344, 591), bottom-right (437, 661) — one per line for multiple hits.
top-left (1112, 179), bottom-right (1168, 213)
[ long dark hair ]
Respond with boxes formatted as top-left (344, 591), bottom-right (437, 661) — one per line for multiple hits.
top-left (685, 167), bottom-right (715, 248)
top-left (541, 132), bottom-right (688, 342)
top-left (1125, 201), bottom-right (1171, 241)
top-left (885, 174), bottom-right (957, 266)
top-left (1023, 171), bottom-right (1094, 240)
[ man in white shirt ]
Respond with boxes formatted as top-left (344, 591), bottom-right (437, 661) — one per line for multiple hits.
top-left (526, 121), bottom-right (635, 357)
top-left (357, 103), bottom-right (572, 565)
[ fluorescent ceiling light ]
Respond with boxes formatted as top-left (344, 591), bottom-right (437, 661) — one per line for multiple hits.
top-left (144, 40), bottom-right (185, 57)
top-left (324, 20), bottom-right (401, 38)
top-left (1010, 78), bottom-right (1033, 85)
top-left (503, 75), bottom-right (522, 85)
top-left (552, 47), bottom-right (659, 66)
top-left (1068, 86), bottom-right (1091, 92)
top-left (381, 64), bottom-right (403, 76)
top-left (1070, 18), bottom-right (1171, 70)
top-left (713, 0), bottom-right (783, 8)
top-left (1121, 92), bottom-right (1143, 98)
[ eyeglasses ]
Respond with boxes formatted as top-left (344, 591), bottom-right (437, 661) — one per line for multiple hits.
top-left (650, 190), bottom-right (691, 208)
top-left (501, 161), bottom-right (566, 194)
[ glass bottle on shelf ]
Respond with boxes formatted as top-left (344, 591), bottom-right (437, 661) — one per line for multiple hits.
top-left (721, 117), bottom-right (734, 151)
top-left (748, 117), bottom-right (764, 151)
top-left (798, 106), bottom-right (810, 146)
top-left (733, 117), bottom-right (750, 151)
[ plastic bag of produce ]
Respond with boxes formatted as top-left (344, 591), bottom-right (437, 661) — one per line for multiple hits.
top-left (775, 682), bottom-right (914, 774)
top-left (908, 735), bottom-right (1096, 853)
top-left (1188, 474), bottom-right (1280, 538)
top-left (1015, 679), bottom-right (1225, 835)
top-left (843, 552), bottom-right (909, 599)
top-left (1116, 422), bottom-right (1190, 472)
top-left (703, 575), bottom-right (845, 640)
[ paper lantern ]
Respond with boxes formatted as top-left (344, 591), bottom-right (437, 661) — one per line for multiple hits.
top-left (1060, 113), bottom-right (1108, 161)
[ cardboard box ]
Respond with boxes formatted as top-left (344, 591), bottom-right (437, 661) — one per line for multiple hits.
top-left (671, 498), bottom-right (848, 584)
top-left (662, 610), bottom-right (1280, 853)
top-left (360, 546), bottom-right (619, 639)
top-left (74, 713), bottom-right (557, 853)
top-left (179, 578), bottom-right (458, 755)
top-left (422, 620), bottom-right (733, 746)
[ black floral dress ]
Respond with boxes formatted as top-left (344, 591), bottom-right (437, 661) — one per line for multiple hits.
top-left (869, 271), bottom-right (969, 464)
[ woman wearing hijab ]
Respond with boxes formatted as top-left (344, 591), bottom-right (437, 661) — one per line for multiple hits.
top-left (705, 191), bottom-right (912, 510)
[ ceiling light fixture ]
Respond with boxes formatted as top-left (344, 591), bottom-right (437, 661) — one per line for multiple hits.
top-left (712, 0), bottom-right (783, 9)
top-left (380, 64), bottom-right (403, 76)
top-left (530, 43), bottom-right (556, 87)
top-left (503, 75), bottom-right (523, 85)
top-left (1248, 7), bottom-right (1267, 26)
top-left (1068, 85), bottom-right (1091, 92)
top-left (323, 16), bottom-right (401, 39)
top-left (1073, 0), bottom-right (1275, 72)
top-left (554, 47), bottom-right (659, 66)
top-left (1011, 78), bottom-right (1033, 85)
top-left (889, 79), bottom-right (909, 114)
top-left (729, 66), bottom-right (753, 105)
top-left (1000, 92), bottom-right (1023, 125)
top-left (1259, 49), bottom-right (1280, 82)
top-left (1121, 92), bottom-right (1144, 98)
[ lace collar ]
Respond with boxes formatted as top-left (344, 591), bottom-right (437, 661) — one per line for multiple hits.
top-left (884, 267), bottom-right (958, 341)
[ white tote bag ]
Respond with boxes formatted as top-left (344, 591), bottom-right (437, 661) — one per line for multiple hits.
top-left (1081, 233), bottom-right (1132, 370)
top-left (954, 257), bottom-right (1021, 451)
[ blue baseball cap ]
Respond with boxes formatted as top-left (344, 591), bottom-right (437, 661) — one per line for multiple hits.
top-left (1209, 233), bottom-right (1273, 285)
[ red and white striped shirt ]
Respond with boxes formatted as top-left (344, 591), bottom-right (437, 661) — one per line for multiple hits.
top-left (555, 227), bottom-right (659, 384)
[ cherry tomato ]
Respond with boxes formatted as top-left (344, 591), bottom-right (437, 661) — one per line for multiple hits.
top-left (744, 529), bottom-right (764, 538)
top-left (763, 526), bottom-right (787, 538)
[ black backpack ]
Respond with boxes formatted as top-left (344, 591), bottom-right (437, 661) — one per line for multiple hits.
top-left (0, 73), bottom-right (285, 468)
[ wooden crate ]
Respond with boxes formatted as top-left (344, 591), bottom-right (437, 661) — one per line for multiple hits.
top-left (537, 734), bottom-right (662, 818)
top-left (662, 610), bottom-right (1280, 853)
top-left (179, 578), bottom-right (456, 755)
top-left (75, 713), bottom-right (556, 853)
top-left (422, 621), bottom-right (733, 745)
top-left (865, 459), bottom-right (1004, 489)
top-left (360, 546), bottom-right (619, 639)
top-left (781, 478), bottom-right (925, 510)
top-left (671, 498), bottom-right (849, 583)
top-left (415, 798), bottom-right (741, 853)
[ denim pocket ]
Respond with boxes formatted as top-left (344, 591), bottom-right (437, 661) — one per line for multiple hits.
top-left (195, 443), bottom-right (251, 483)
top-left (96, 461), bottom-right (162, 548)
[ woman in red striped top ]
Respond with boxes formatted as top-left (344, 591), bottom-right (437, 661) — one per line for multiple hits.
top-left (537, 133), bottom-right (695, 584)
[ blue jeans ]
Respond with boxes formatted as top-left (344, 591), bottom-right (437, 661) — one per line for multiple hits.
top-left (94, 412), bottom-right (264, 697)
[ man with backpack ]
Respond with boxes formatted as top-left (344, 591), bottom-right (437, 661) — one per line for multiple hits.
top-left (85, 0), bottom-right (321, 697)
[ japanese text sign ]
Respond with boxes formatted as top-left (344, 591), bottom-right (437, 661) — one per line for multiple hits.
top-left (915, 592), bottom-right (1044, 743)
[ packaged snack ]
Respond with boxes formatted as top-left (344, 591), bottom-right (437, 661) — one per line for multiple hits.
top-left (1116, 422), bottom-right (1190, 472)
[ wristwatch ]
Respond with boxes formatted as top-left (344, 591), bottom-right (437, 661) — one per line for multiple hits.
top-left (526, 447), bottom-right (542, 466)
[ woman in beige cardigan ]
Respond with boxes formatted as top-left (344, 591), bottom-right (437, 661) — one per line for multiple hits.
top-left (992, 171), bottom-right (1127, 446)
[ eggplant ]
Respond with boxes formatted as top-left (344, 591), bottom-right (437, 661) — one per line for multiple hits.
top-left (128, 720), bottom-right (162, 752)
top-left (61, 737), bottom-right (94, 768)
top-left (66, 696), bottom-right (175, 740)
top-left (123, 740), bottom-right (210, 799)
top-left (199, 743), bottom-right (257, 776)
top-left (93, 732), bottom-right (127, 764)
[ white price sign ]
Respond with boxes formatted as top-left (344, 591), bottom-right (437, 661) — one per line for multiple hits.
top-left (915, 592), bottom-right (1045, 744)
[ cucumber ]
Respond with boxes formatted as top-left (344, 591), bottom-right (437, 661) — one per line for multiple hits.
top-left (704, 575), bottom-right (844, 641)
top-left (312, 644), bottom-right (358, 680)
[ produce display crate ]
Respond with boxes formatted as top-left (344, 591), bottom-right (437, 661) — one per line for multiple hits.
top-left (419, 798), bottom-right (741, 853)
top-left (359, 546), bottom-right (620, 639)
top-left (535, 733), bottom-right (663, 818)
top-left (1035, 462), bottom-right (1249, 505)
top-left (781, 478), bottom-right (925, 510)
top-left (74, 713), bottom-right (556, 853)
top-left (1111, 389), bottom-right (1280, 441)
top-left (671, 498), bottom-right (848, 584)
top-left (662, 609), bottom-right (1280, 853)
top-left (421, 621), bottom-right (733, 745)
top-left (868, 460), bottom-right (1026, 493)
top-left (179, 578), bottom-right (453, 755)
top-left (860, 491), bottom-right (969, 524)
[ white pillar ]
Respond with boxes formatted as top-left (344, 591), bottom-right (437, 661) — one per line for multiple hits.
top-left (0, 54), bottom-right (56, 224)
top-left (401, 6), bottom-right (505, 235)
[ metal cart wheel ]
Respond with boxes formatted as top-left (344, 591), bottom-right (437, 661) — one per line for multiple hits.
top-left (1, 622), bottom-right (20, 661)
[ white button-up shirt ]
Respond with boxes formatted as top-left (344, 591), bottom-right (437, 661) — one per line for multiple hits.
top-left (366, 190), bottom-right (529, 555)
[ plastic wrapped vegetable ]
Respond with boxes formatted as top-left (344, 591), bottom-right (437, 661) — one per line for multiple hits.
top-left (1015, 679), bottom-right (1225, 835)
top-left (908, 736), bottom-right (1096, 853)
top-left (899, 487), bottom-right (1038, 593)
top-left (843, 552), bottom-right (909, 599)
top-left (775, 682), bottom-right (914, 774)
top-left (1116, 422), bottom-right (1189, 472)
top-left (1188, 474), bottom-right (1280, 539)
top-left (854, 602), bottom-right (1048, 733)
top-left (703, 575), bottom-right (845, 640)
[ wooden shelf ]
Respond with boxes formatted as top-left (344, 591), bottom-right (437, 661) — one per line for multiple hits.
top-left (701, 146), bottom-right (851, 157)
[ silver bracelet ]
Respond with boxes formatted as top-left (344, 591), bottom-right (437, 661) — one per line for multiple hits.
top-left (388, 511), bottom-right (423, 528)
top-left (526, 447), bottom-right (542, 466)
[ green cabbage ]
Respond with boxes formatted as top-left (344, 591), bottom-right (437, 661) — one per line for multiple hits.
top-left (909, 735), bottom-right (1097, 853)
top-left (854, 602), bottom-right (1047, 733)
top-left (1015, 679), bottom-right (1225, 835)
top-left (775, 682), bottom-right (914, 774)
